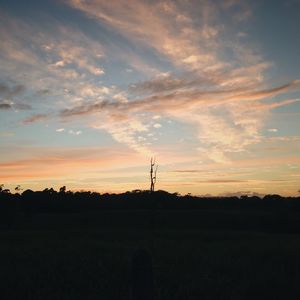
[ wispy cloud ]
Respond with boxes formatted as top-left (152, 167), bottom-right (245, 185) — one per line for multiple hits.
top-left (69, 129), bottom-right (82, 135)
top-left (23, 114), bottom-right (49, 124)
top-left (60, 79), bottom-right (300, 161)
top-left (198, 179), bottom-right (248, 184)
top-left (67, 0), bottom-right (234, 73)
top-left (0, 101), bottom-right (31, 110)
top-left (0, 12), bottom-right (108, 111)
top-left (0, 83), bottom-right (25, 97)
top-left (0, 103), bottom-right (12, 110)
top-left (0, 82), bottom-right (31, 110)
top-left (60, 0), bottom-right (300, 161)
top-left (267, 128), bottom-right (278, 133)
top-left (1, 0), bottom-right (300, 170)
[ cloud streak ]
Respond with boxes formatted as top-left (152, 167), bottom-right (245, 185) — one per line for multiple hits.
top-left (0, 103), bottom-right (12, 110)
top-left (60, 0), bottom-right (300, 161)
top-left (60, 78), bottom-right (300, 161)
top-left (1, 0), bottom-right (300, 173)
top-left (23, 114), bottom-right (49, 124)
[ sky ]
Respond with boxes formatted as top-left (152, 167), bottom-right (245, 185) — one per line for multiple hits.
top-left (0, 0), bottom-right (300, 196)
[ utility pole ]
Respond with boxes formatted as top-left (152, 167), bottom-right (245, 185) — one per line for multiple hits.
top-left (150, 157), bottom-right (158, 193)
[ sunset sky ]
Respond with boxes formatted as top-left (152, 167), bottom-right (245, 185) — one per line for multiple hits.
top-left (1, 0), bottom-right (300, 196)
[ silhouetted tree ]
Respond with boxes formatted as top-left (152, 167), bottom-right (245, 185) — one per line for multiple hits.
top-left (59, 186), bottom-right (66, 193)
top-left (43, 187), bottom-right (56, 195)
top-left (150, 157), bottom-right (158, 193)
top-left (263, 194), bottom-right (282, 201)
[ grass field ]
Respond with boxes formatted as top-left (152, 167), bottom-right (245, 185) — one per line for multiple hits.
top-left (1, 209), bottom-right (300, 299)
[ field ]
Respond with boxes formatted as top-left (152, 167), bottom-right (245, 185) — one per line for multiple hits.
top-left (1, 208), bottom-right (300, 299)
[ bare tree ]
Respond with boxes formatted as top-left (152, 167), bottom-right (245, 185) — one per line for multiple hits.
top-left (150, 157), bottom-right (158, 193)
top-left (59, 186), bottom-right (66, 193)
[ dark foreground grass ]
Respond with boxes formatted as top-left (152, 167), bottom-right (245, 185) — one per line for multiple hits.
top-left (1, 210), bottom-right (300, 299)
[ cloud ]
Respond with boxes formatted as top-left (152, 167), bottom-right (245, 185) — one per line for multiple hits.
top-left (91, 115), bottom-right (154, 156)
top-left (0, 12), bottom-right (108, 113)
top-left (0, 82), bottom-right (30, 110)
top-left (1, 1), bottom-right (300, 165)
top-left (23, 114), bottom-right (49, 124)
top-left (129, 72), bottom-right (202, 95)
top-left (67, 0), bottom-right (224, 72)
top-left (15, 103), bottom-right (32, 110)
top-left (250, 98), bottom-right (300, 110)
top-left (69, 130), bottom-right (82, 135)
top-left (59, 78), bottom-right (300, 161)
top-left (198, 179), bottom-right (248, 184)
top-left (48, 40), bottom-right (105, 76)
top-left (0, 84), bottom-right (10, 95)
top-left (173, 169), bottom-right (206, 173)
top-left (267, 136), bottom-right (300, 142)
top-left (66, 0), bottom-right (265, 83)
top-left (153, 123), bottom-right (162, 129)
top-left (0, 103), bottom-right (12, 110)
top-left (61, 81), bottom-right (300, 117)
top-left (0, 101), bottom-right (31, 110)
top-left (0, 83), bottom-right (25, 97)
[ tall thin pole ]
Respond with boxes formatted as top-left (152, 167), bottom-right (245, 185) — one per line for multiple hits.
top-left (150, 157), bottom-right (157, 193)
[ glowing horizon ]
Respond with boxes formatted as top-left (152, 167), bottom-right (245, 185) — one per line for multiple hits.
top-left (1, 0), bottom-right (300, 196)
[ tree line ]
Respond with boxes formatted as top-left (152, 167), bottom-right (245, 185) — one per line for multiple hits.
top-left (1, 184), bottom-right (300, 213)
